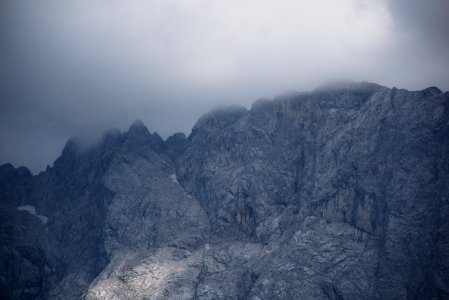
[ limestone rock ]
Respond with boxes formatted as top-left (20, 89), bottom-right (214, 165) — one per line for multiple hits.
top-left (1, 82), bottom-right (448, 299)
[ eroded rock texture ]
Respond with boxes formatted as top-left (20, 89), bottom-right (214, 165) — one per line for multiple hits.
top-left (1, 82), bottom-right (448, 299)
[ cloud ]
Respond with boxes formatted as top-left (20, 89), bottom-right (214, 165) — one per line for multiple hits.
top-left (0, 0), bottom-right (448, 172)
top-left (388, 0), bottom-right (449, 53)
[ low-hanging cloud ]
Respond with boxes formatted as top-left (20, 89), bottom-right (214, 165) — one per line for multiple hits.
top-left (0, 0), bottom-right (448, 173)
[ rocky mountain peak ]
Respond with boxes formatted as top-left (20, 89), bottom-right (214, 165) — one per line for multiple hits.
top-left (192, 106), bottom-right (247, 133)
top-left (0, 163), bottom-right (16, 175)
top-left (1, 83), bottom-right (449, 300)
top-left (419, 86), bottom-right (443, 97)
top-left (126, 119), bottom-right (152, 140)
top-left (314, 80), bottom-right (382, 91)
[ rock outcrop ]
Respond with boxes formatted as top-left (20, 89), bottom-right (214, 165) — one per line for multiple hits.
top-left (1, 82), bottom-right (448, 299)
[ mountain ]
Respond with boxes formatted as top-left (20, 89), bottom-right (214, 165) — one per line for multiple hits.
top-left (1, 82), bottom-right (448, 299)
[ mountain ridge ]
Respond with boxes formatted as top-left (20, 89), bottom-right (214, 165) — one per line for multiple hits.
top-left (1, 82), bottom-right (448, 299)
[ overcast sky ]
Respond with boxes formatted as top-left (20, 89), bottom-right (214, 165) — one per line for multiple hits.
top-left (1, 0), bottom-right (448, 173)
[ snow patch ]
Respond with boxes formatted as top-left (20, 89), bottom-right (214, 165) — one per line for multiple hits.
top-left (17, 205), bottom-right (48, 224)
top-left (170, 174), bottom-right (179, 184)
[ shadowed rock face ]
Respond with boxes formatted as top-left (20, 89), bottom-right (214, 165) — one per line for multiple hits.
top-left (1, 82), bottom-right (448, 299)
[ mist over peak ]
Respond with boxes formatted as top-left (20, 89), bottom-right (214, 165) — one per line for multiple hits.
top-left (1, 84), bottom-right (448, 299)
top-left (1, 0), bottom-right (448, 172)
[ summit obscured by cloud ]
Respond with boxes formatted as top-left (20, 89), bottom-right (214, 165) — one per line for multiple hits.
top-left (1, 0), bottom-right (448, 172)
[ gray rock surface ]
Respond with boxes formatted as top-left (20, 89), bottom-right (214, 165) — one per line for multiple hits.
top-left (1, 82), bottom-right (448, 299)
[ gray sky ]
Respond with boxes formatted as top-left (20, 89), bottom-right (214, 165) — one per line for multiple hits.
top-left (1, 0), bottom-right (448, 173)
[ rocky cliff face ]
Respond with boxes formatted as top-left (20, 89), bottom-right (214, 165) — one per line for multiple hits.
top-left (1, 82), bottom-right (448, 299)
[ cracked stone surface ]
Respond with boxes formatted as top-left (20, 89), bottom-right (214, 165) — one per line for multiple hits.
top-left (1, 82), bottom-right (448, 299)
